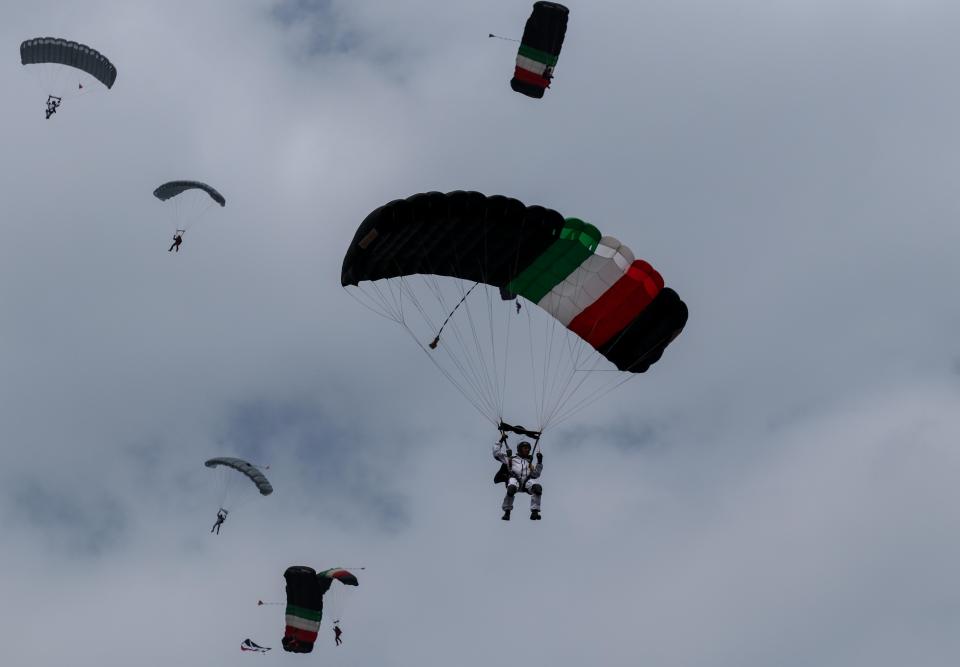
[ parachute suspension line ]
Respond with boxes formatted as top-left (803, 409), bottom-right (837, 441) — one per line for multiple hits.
top-left (542, 309), bottom-right (570, 427)
top-left (524, 303), bottom-right (546, 430)
top-left (538, 305), bottom-right (562, 429)
top-left (428, 281), bottom-right (479, 350)
top-left (365, 272), bottom-right (398, 320)
top-left (404, 310), bottom-right (496, 426)
top-left (419, 275), bottom-right (498, 419)
top-left (482, 276), bottom-right (501, 421)
top-left (459, 280), bottom-right (501, 418)
top-left (550, 372), bottom-right (636, 430)
top-left (375, 272), bottom-right (407, 321)
top-left (396, 275), bottom-right (498, 425)
top-left (345, 285), bottom-right (401, 322)
top-left (457, 284), bottom-right (501, 421)
top-left (488, 33), bottom-right (520, 42)
top-left (173, 196), bottom-right (217, 233)
top-left (424, 274), bottom-right (502, 421)
top-left (499, 290), bottom-right (515, 421)
top-left (546, 312), bottom-right (591, 427)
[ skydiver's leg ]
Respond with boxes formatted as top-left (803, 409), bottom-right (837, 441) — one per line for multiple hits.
top-left (169, 243), bottom-right (176, 252)
top-left (525, 479), bottom-right (542, 513)
top-left (503, 479), bottom-right (519, 511)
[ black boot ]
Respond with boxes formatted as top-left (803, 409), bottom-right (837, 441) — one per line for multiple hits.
top-left (530, 510), bottom-right (541, 520)
top-left (501, 509), bottom-right (511, 521)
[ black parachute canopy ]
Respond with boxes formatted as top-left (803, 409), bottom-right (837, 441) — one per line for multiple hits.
top-left (341, 191), bottom-right (687, 375)
top-left (204, 457), bottom-right (273, 496)
top-left (153, 181), bottom-right (226, 207)
top-left (20, 37), bottom-right (117, 89)
top-left (510, 2), bottom-right (569, 98)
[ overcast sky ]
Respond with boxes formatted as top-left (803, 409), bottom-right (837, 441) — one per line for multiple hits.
top-left (2, 1), bottom-right (960, 665)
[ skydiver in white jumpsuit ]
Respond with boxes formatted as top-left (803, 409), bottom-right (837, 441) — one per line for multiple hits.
top-left (493, 439), bottom-right (542, 521)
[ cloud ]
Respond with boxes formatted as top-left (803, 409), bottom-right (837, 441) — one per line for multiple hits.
top-left (2, 1), bottom-right (960, 665)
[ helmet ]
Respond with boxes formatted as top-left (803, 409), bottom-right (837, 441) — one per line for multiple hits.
top-left (517, 441), bottom-right (532, 454)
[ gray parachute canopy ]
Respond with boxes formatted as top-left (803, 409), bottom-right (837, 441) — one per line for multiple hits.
top-left (154, 181), bottom-right (226, 207)
top-left (204, 457), bottom-right (273, 496)
top-left (20, 37), bottom-right (117, 89)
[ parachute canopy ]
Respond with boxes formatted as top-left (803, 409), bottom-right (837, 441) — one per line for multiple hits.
top-left (318, 568), bottom-right (360, 587)
top-left (342, 191), bottom-right (687, 430)
top-left (204, 457), bottom-right (273, 496)
top-left (20, 37), bottom-right (117, 89)
top-left (240, 639), bottom-right (270, 652)
top-left (283, 566), bottom-right (359, 653)
top-left (511, 2), bottom-right (568, 98)
top-left (154, 181), bottom-right (226, 207)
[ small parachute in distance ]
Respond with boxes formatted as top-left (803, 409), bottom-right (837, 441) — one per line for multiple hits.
top-left (318, 568), bottom-right (359, 586)
top-left (20, 38), bottom-right (117, 89)
top-left (154, 181), bottom-right (226, 207)
top-left (240, 638), bottom-right (270, 652)
top-left (282, 566), bottom-right (359, 653)
top-left (511, 2), bottom-right (568, 99)
top-left (205, 457), bottom-right (273, 496)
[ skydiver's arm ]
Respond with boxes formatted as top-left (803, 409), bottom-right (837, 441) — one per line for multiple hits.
top-left (493, 441), bottom-right (510, 463)
top-left (529, 460), bottom-right (542, 478)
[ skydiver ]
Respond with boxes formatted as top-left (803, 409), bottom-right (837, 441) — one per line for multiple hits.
top-left (211, 508), bottom-right (228, 534)
top-left (334, 624), bottom-right (343, 646)
top-left (493, 436), bottom-right (543, 520)
top-left (45, 95), bottom-right (61, 119)
top-left (168, 231), bottom-right (184, 252)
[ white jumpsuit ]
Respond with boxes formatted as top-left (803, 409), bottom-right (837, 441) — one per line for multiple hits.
top-left (493, 442), bottom-right (542, 511)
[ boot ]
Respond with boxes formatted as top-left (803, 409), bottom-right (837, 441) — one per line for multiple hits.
top-left (501, 509), bottom-right (511, 521)
top-left (530, 510), bottom-right (541, 520)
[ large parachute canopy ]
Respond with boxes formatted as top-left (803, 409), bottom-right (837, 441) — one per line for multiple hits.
top-left (205, 457), bottom-right (271, 520)
top-left (511, 2), bottom-right (568, 98)
top-left (282, 566), bottom-right (359, 653)
top-left (342, 191), bottom-right (688, 433)
top-left (20, 37), bottom-right (117, 89)
top-left (154, 181), bottom-right (226, 207)
top-left (205, 457), bottom-right (273, 496)
top-left (154, 180), bottom-right (226, 233)
top-left (20, 37), bottom-right (116, 117)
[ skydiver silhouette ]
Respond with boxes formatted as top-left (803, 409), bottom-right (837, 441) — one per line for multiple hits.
top-left (211, 508), bottom-right (228, 534)
top-left (45, 95), bottom-right (61, 119)
top-left (334, 624), bottom-right (343, 646)
top-left (168, 231), bottom-right (184, 252)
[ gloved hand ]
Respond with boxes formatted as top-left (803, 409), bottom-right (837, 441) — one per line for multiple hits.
top-left (506, 449), bottom-right (513, 458)
top-left (536, 452), bottom-right (543, 463)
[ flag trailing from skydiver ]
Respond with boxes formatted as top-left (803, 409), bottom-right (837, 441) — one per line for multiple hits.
top-left (282, 566), bottom-right (359, 653)
top-left (511, 2), bottom-right (568, 98)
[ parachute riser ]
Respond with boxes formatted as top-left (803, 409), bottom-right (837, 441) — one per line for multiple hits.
top-left (498, 421), bottom-right (543, 457)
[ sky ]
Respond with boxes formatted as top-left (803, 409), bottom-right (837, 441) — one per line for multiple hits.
top-left (2, 0), bottom-right (960, 665)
